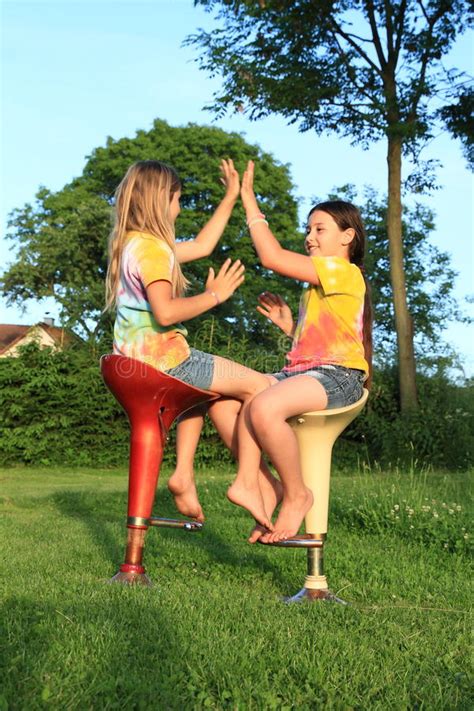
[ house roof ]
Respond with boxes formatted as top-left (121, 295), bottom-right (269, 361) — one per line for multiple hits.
top-left (0, 322), bottom-right (77, 355)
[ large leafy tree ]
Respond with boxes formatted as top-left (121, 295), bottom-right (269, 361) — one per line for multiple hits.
top-left (2, 120), bottom-right (465, 374)
top-left (358, 187), bottom-right (466, 366)
top-left (2, 120), bottom-right (301, 344)
top-left (188, 0), bottom-right (473, 411)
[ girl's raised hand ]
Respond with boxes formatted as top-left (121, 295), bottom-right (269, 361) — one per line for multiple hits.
top-left (241, 160), bottom-right (259, 214)
top-left (220, 158), bottom-right (240, 203)
top-left (206, 258), bottom-right (245, 303)
top-left (257, 292), bottom-right (294, 336)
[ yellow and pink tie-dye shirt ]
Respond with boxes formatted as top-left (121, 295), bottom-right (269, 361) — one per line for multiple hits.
top-left (284, 256), bottom-right (368, 374)
top-left (113, 231), bottom-right (190, 371)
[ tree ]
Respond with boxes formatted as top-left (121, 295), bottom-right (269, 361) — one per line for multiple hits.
top-left (2, 121), bottom-right (466, 376)
top-left (187, 0), bottom-right (473, 411)
top-left (2, 119), bottom-right (301, 345)
top-left (357, 186), bottom-right (467, 365)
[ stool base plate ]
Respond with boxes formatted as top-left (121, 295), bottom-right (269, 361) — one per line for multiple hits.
top-left (284, 587), bottom-right (348, 605)
top-left (107, 570), bottom-right (153, 587)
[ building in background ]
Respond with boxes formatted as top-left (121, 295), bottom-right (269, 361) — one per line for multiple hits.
top-left (0, 318), bottom-right (77, 357)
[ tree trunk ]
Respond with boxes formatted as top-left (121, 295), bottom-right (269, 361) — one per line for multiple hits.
top-left (386, 135), bottom-right (418, 412)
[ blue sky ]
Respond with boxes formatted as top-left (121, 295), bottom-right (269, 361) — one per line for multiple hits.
top-left (1, 1), bottom-right (473, 374)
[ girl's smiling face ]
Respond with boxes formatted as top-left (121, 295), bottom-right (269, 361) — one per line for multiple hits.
top-left (304, 210), bottom-right (355, 258)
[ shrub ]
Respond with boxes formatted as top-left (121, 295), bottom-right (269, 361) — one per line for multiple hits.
top-left (345, 368), bottom-right (474, 470)
top-left (1, 340), bottom-right (472, 470)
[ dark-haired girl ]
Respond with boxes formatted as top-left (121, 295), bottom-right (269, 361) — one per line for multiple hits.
top-left (239, 161), bottom-right (373, 543)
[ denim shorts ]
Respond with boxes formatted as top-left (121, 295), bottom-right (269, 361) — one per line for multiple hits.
top-left (272, 364), bottom-right (366, 409)
top-left (165, 348), bottom-right (215, 391)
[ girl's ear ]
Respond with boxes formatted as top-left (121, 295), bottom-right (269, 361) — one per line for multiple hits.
top-left (342, 227), bottom-right (356, 246)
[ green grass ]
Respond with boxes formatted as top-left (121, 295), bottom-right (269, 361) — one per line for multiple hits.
top-left (0, 465), bottom-right (472, 710)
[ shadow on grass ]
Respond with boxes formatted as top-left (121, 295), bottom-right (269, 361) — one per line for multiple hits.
top-left (52, 488), bottom-right (292, 590)
top-left (53, 489), bottom-right (124, 567)
top-left (1, 593), bottom-right (190, 709)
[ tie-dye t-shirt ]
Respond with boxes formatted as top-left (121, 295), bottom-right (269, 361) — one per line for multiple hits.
top-left (113, 231), bottom-right (190, 371)
top-left (283, 256), bottom-right (368, 374)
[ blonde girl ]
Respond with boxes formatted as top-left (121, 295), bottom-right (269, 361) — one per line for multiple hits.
top-left (237, 161), bottom-right (373, 542)
top-left (105, 159), bottom-right (277, 531)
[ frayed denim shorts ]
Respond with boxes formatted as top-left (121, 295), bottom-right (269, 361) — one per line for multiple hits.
top-left (272, 364), bottom-right (366, 409)
top-left (165, 348), bottom-right (215, 391)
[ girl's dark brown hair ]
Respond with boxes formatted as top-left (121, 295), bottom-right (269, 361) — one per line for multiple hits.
top-left (308, 200), bottom-right (373, 387)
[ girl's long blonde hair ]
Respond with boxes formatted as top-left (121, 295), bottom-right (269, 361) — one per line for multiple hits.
top-left (105, 160), bottom-right (189, 310)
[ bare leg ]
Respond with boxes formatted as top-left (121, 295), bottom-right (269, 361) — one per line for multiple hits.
top-left (207, 356), bottom-right (273, 529)
top-left (249, 376), bottom-right (330, 542)
top-left (167, 405), bottom-right (207, 522)
top-left (208, 397), bottom-right (283, 542)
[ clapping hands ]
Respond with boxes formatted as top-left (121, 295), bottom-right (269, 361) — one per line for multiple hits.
top-left (206, 258), bottom-right (245, 304)
top-left (257, 292), bottom-right (294, 336)
top-left (219, 158), bottom-right (240, 203)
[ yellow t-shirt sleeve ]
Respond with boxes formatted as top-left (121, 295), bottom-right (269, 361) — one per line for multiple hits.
top-left (311, 256), bottom-right (364, 297)
top-left (135, 237), bottom-right (174, 288)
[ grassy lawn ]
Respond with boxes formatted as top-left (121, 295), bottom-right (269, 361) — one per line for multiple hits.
top-left (0, 465), bottom-right (472, 710)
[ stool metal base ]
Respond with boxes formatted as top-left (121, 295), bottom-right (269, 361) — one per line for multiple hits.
top-left (284, 587), bottom-right (348, 605)
top-left (261, 535), bottom-right (348, 605)
top-left (108, 517), bottom-right (203, 588)
top-left (107, 570), bottom-right (153, 587)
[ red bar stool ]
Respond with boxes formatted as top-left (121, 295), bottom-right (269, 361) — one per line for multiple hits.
top-left (261, 389), bottom-right (369, 604)
top-left (101, 354), bottom-right (218, 586)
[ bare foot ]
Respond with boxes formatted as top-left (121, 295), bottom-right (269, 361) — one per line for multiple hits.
top-left (248, 524), bottom-right (268, 543)
top-left (167, 473), bottom-right (205, 522)
top-left (248, 472), bottom-right (283, 543)
top-left (259, 470), bottom-right (283, 517)
top-left (260, 487), bottom-right (313, 543)
top-left (227, 480), bottom-right (273, 530)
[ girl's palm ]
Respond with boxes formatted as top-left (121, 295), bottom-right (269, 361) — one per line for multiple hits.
top-left (220, 158), bottom-right (240, 201)
top-left (206, 259), bottom-right (245, 303)
top-left (241, 160), bottom-right (258, 212)
top-left (257, 292), bottom-right (294, 336)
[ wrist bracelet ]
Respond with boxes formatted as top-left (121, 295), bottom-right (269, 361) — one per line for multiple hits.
top-left (206, 289), bottom-right (220, 305)
top-left (248, 217), bottom-right (269, 229)
top-left (246, 212), bottom-right (265, 227)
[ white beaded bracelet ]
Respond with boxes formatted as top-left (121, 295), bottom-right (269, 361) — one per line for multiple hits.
top-left (248, 217), bottom-right (269, 228)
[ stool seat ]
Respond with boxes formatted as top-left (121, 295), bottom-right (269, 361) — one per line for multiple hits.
top-left (288, 389), bottom-right (369, 536)
top-left (101, 354), bottom-right (218, 436)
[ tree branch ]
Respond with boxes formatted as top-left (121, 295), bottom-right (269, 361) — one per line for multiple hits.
top-left (363, 0), bottom-right (388, 69)
top-left (415, 0), bottom-right (430, 23)
top-left (330, 32), bottom-right (386, 113)
top-left (344, 32), bottom-right (374, 45)
top-left (394, 0), bottom-right (408, 60)
top-left (408, 3), bottom-right (453, 119)
top-left (330, 16), bottom-right (384, 75)
top-left (383, 0), bottom-right (395, 56)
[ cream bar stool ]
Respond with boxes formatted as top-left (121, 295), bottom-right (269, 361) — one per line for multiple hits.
top-left (264, 389), bottom-right (369, 604)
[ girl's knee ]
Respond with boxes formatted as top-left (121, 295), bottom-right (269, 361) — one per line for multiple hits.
top-left (249, 395), bottom-right (274, 430)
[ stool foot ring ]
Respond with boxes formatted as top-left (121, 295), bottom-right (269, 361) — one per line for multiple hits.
top-left (149, 517), bottom-right (203, 531)
top-left (284, 587), bottom-right (348, 605)
top-left (258, 535), bottom-right (324, 548)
